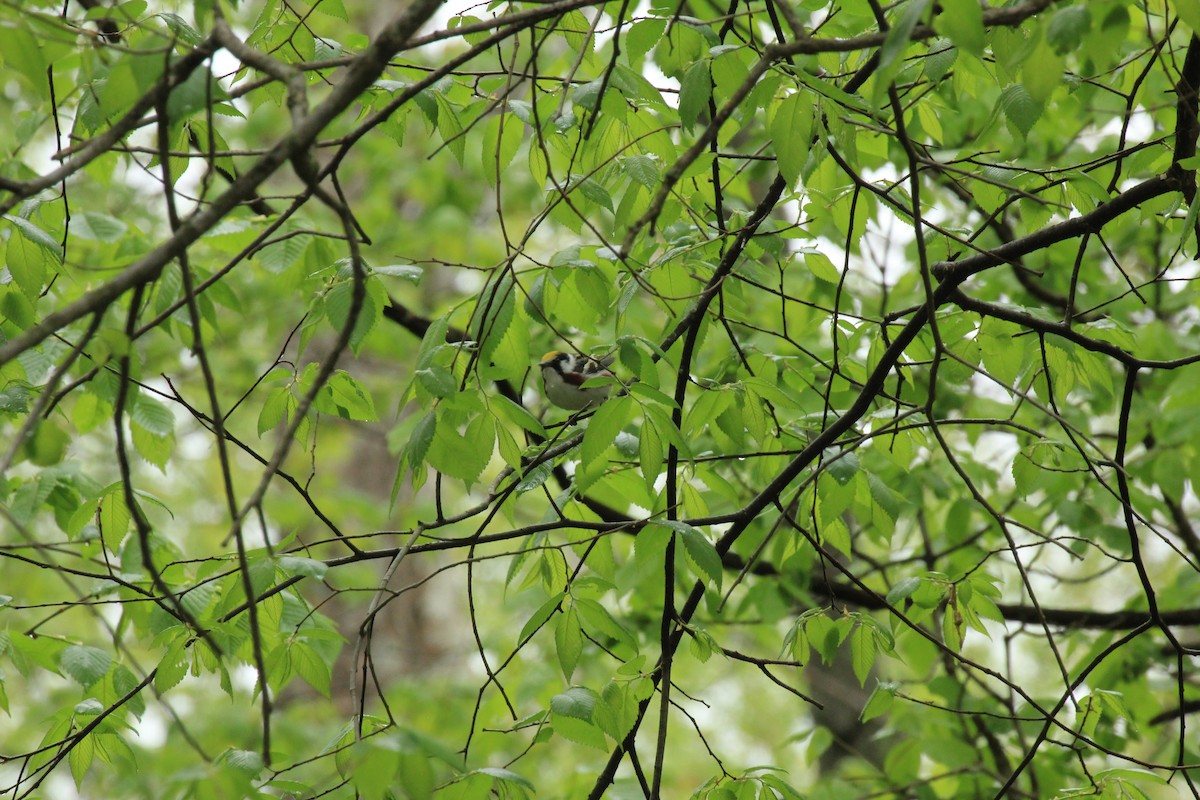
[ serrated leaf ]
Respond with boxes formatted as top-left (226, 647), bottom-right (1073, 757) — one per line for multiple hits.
top-left (580, 395), bottom-right (632, 469)
top-left (999, 83), bottom-right (1041, 136)
top-left (290, 640), bottom-right (333, 697)
top-left (131, 425), bottom-right (174, 471)
top-left (574, 598), bottom-right (638, 655)
top-left (574, 175), bottom-right (614, 211)
top-left (886, 576), bottom-right (922, 605)
top-left (131, 395), bottom-right (174, 437)
top-left (256, 228), bottom-right (308, 273)
top-left (1046, 5), bottom-right (1091, 53)
top-left (550, 685), bottom-right (598, 720)
top-left (826, 451), bottom-right (859, 484)
top-left (60, 645), bottom-right (112, 688)
top-left (257, 386), bottom-right (295, 436)
top-left (155, 636), bottom-right (190, 694)
top-left (551, 715), bottom-right (609, 750)
top-left (470, 272), bottom-right (515, 365)
top-left (416, 365), bottom-right (458, 398)
top-left (622, 154), bottom-right (660, 188)
top-left (68, 729), bottom-right (94, 787)
top-left (492, 394), bottom-right (546, 438)
top-left (98, 486), bottom-right (131, 544)
top-left (554, 605), bottom-right (583, 679)
top-left (655, 520), bottom-right (723, 591)
top-left (678, 59), bottom-right (712, 131)
top-left (73, 212), bottom-right (128, 242)
top-left (639, 414), bottom-right (664, 488)
top-left (804, 249), bottom-right (840, 283)
top-left (770, 93), bottom-right (813, 185)
top-left (860, 681), bottom-right (896, 722)
top-left (323, 279), bottom-right (380, 352)
top-left (867, 471), bottom-right (905, 522)
top-left (434, 93), bottom-right (466, 164)
top-left (318, 371), bottom-right (378, 421)
top-left (5, 214), bottom-right (61, 253)
top-left (218, 747), bottom-right (264, 776)
top-left (426, 412), bottom-right (493, 487)
top-left (850, 623), bottom-right (876, 686)
top-left (518, 592), bottom-right (565, 643)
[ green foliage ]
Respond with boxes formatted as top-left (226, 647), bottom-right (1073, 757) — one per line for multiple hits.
top-left (2, 0), bottom-right (1200, 798)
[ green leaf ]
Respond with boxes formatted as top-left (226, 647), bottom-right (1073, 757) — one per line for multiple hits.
top-left (6, 229), bottom-right (50, 298)
top-left (924, 38), bottom-right (958, 82)
top-left (550, 688), bottom-right (608, 750)
top-left (678, 60), bottom-right (712, 131)
top-left (289, 640), bottom-right (333, 697)
top-left (554, 604), bottom-right (583, 679)
top-left (470, 272), bottom-right (515, 365)
top-left (633, 522), bottom-right (672, 577)
top-left (0, 286), bottom-right (36, 325)
top-left (61, 645), bottom-right (112, 688)
top-left (826, 451), bottom-right (859, 485)
top-left (655, 520), bottom-right (723, 591)
top-left (317, 371), bottom-right (378, 421)
top-left (580, 395), bottom-right (632, 469)
top-left (0, 22), bottom-right (49, 92)
top-left (131, 424), bottom-right (174, 471)
top-left (770, 93), bottom-right (813, 186)
top-left (850, 622), bottom-right (877, 686)
top-left (404, 411), bottom-right (436, 473)
top-left (492, 394), bottom-right (546, 438)
top-left (574, 598), bottom-right (638, 655)
top-left (276, 556), bottom-right (327, 580)
top-left (155, 636), bottom-right (190, 694)
top-left (860, 681), bottom-right (896, 722)
top-left (550, 685), bottom-right (597, 720)
top-left (574, 175), bottom-right (614, 211)
top-left (1177, 0), bottom-right (1200, 35)
top-left (218, 747), bottom-right (264, 777)
top-left (625, 18), bottom-right (667, 65)
top-left (878, 0), bottom-right (932, 76)
top-left (803, 249), bottom-right (840, 283)
top-left (257, 385), bottom-right (295, 436)
top-left (1022, 38), bottom-right (1064, 105)
top-left (69, 729), bottom-right (95, 787)
top-left (639, 413), bottom-right (664, 489)
top-left (622, 154), bottom-right (660, 188)
top-left (1046, 5), bottom-right (1092, 54)
top-left (256, 226), bottom-right (309, 273)
top-left (373, 263), bottom-right (423, 282)
top-left (73, 212), bottom-right (128, 243)
top-left (518, 592), bottom-right (565, 642)
top-left (475, 767), bottom-right (535, 791)
top-left (886, 576), bottom-right (922, 605)
top-left (323, 278), bottom-right (380, 353)
top-left (98, 486), bottom-right (131, 545)
top-left (999, 83), bottom-right (1041, 137)
top-left (482, 113), bottom-right (524, 186)
top-left (936, 0), bottom-right (984, 56)
top-left (434, 93), bottom-right (466, 164)
top-left (426, 412), bottom-right (493, 487)
top-left (131, 395), bottom-right (175, 437)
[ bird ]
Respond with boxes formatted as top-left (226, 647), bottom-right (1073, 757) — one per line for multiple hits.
top-left (539, 351), bottom-right (615, 410)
